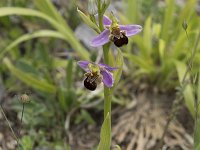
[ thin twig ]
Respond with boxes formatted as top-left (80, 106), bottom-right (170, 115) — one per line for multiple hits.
top-left (21, 103), bottom-right (25, 123)
top-left (18, 103), bottom-right (25, 139)
top-left (0, 105), bottom-right (19, 145)
top-left (156, 31), bottom-right (200, 149)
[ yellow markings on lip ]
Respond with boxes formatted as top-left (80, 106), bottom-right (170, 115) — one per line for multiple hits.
top-left (88, 63), bottom-right (100, 75)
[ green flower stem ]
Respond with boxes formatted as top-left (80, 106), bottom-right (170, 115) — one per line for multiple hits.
top-left (98, 6), bottom-right (112, 149)
top-left (103, 43), bottom-right (112, 119)
top-left (97, 0), bottom-right (104, 32)
top-left (103, 44), bottom-right (110, 64)
top-left (103, 86), bottom-right (112, 118)
top-left (98, 14), bottom-right (104, 32)
top-left (98, 7), bottom-right (112, 119)
top-left (103, 44), bottom-right (112, 149)
top-left (99, 14), bottom-right (103, 31)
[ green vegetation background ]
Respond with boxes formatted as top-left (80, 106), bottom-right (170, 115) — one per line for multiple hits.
top-left (0, 0), bottom-right (200, 149)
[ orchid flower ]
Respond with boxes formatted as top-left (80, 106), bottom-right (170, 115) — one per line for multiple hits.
top-left (78, 61), bottom-right (117, 91)
top-left (91, 13), bottom-right (142, 47)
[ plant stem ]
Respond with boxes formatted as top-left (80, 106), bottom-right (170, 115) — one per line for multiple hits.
top-left (98, 14), bottom-right (104, 31)
top-left (98, 5), bottom-right (112, 149)
top-left (103, 44), bottom-right (110, 63)
top-left (97, 0), bottom-right (104, 32)
top-left (98, 9), bottom-right (112, 119)
top-left (103, 44), bottom-right (112, 149)
top-left (100, 14), bottom-right (112, 149)
top-left (103, 82), bottom-right (112, 119)
top-left (21, 103), bottom-right (25, 123)
top-left (103, 45), bottom-right (112, 118)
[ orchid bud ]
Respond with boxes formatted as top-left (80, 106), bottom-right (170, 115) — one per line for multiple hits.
top-left (88, 0), bottom-right (97, 15)
top-left (182, 20), bottom-right (188, 31)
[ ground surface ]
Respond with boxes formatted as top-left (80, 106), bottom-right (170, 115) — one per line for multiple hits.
top-left (69, 92), bottom-right (193, 150)
top-left (0, 92), bottom-right (194, 150)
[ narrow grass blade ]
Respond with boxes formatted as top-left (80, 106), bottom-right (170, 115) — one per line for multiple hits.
top-left (175, 0), bottom-right (196, 35)
top-left (159, 39), bottom-right (165, 61)
top-left (127, 0), bottom-right (139, 23)
top-left (143, 16), bottom-right (152, 57)
top-left (123, 53), bottom-right (154, 74)
top-left (0, 30), bottom-right (66, 59)
top-left (34, 0), bottom-right (91, 59)
top-left (0, 7), bottom-right (90, 60)
top-left (198, 69), bottom-right (200, 105)
top-left (3, 58), bottom-right (56, 93)
top-left (115, 145), bottom-right (122, 150)
top-left (34, 0), bottom-right (66, 25)
top-left (161, 0), bottom-right (175, 42)
top-left (175, 61), bottom-right (194, 116)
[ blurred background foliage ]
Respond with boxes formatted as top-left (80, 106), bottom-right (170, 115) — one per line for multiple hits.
top-left (0, 0), bottom-right (200, 149)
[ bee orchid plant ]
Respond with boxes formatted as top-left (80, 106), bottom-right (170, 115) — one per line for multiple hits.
top-left (77, 1), bottom-right (142, 149)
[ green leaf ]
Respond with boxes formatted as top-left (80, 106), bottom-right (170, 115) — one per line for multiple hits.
top-left (19, 135), bottom-right (34, 150)
top-left (159, 39), bottom-right (165, 61)
top-left (123, 53), bottom-right (154, 74)
top-left (175, 0), bottom-right (196, 34)
top-left (161, 0), bottom-right (175, 42)
top-left (195, 143), bottom-right (200, 150)
top-left (97, 113), bottom-right (111, 150)
top-left (0, 30), bottom-right (66, 59)
top-left (175, 61), bottom-right (194, 116)
top-left (77, 8), bottom-right (100, 33)
top-left (143, 16), bottom-right (152, 57)
top-left (81, 110), bottom-right (95, 125)
top-left (3, 58), bottom-right (56, 93)
top-left (171, 32), bottom-right (187, 59)
top-left (66, 145), bottom-right (71, 150)
top-left (58, 88), bottom-right (67, 111)
top-left (34, 0), bottom-right (66, 25)
top-left (175, 61), bottom-right (188, 83)
top-left (194, 119), bottom-right (200, 150)
top-left (52, 58), bottom-right (68, 68)
top-left (184, 85), bottom-right (195, 117)
top-left (198, 70), bottom-right (200, 105)
top-left (131, 36), bottom-right (147, 57)
top-left (127, 0), bottom-right (139, 23)
top-left (0, 7), bottom-right (90, 60)
top-left (114, 145), bottom-right (122, 150)
top-left (152, 23), bottom-right (161, 38)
